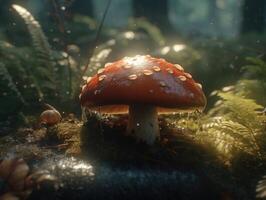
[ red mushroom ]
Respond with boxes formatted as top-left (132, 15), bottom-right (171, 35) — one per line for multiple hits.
top-left (80, 55), bottom-right (206, 145)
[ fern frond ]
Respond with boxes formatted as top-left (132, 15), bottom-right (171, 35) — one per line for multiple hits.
top-left (198, 117), bottom-right (257, 158)
top-left (196, 92), bottom-right (266, 160)
top-left (217, 92), bottom-right (264, 129)
top-left (0, 62), bottom-right (25, 104)
top-left (257, 175), bottom-right (266, 199)
top-left (243, 57), bottom-right (266, 80)
top-left (12, 4), bottom-right (53, 68)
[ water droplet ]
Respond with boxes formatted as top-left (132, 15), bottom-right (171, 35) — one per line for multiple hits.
top-left (196, 83), bottom-right (202, 89)
top-left (99, 75), bottom-right (106, 81)
top-left (178, 76), bottom-right (187, 81)
top-left (174, 64), bottom-right (184, 71)
top-left (166, 68), bottom-right (174, 74)
top-left (97, 68), bottom-right (104, 74)
top-left (160, 81), bottom-right (166, 87)
top-left (143, 69), bottom-right (153, 75)
top-left (128, 74), bottom-right (137, 80)
top-left (66, 30), bottom-right (71, 34)
top-left (152, 66), bottom-right (161, 72)
top-left (86, 77), bottom-right (92, 83)
top-left (94, 90), bottom-right (101, 95)
top-left (61, 6), bottom-right (66, 11)
top-left (104, 63), bottom-right (112, 68)
top-left (184, 73), bottom-right (192, 79)
top-left (136, 123), bottom-right (140, 127)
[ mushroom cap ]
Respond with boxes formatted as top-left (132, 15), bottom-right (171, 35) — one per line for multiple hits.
top-left (80, 55), bottom-right (206, 114)
top-left (40, 109), bottom-right (62, 125)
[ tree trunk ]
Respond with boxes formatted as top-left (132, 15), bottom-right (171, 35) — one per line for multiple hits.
top-left (133, 0), bottom-right (172, 33)
top-left (70, 0), bottom-right (94, 17)
top-left (241, 0), bottom-right (265, 34)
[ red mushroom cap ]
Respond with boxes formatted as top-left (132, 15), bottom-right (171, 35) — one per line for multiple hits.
top-left (80, 55), bottom-right (206, 114)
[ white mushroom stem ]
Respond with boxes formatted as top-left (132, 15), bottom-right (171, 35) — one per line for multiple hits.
top-left (127, 104), bottom-right (159, 145)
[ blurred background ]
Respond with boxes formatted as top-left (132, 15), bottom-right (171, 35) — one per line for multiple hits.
top-left (0, 0), bottom-right (265, 119)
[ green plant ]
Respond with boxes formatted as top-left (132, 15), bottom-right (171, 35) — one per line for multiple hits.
top-left (196, 92), bottom-right (266, 161)
top-left (12, 4), bottom-right (81, 100)
top-left (12, 4), bottom-right (54, 71)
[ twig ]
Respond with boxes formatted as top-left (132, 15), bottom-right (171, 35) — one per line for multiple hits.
top-left (82, 0), bottom-right (112, 76)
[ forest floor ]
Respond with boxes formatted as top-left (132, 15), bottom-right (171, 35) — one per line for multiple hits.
top-left (0, 114), bottom-right (263, 200)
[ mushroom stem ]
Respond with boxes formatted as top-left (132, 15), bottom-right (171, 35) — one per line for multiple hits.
top-left (127, 104), bottom-right (159, 145)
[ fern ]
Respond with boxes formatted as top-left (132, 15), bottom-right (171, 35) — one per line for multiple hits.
top-left (0, 62), bottom-right (25, 104)
top-left (243, 57), bottom-right (266, 80)
top-left (12, 4), bottom-right (54, 72)
top-left (257, 175), bottom-right (266, 199)
top-left (197, 92), bottom-right (266, 160)
top-left (0, 41), bottom-right (45, 101)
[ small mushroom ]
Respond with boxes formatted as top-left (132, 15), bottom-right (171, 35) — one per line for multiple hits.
top-left (0, 158), bottom-right (30, 193)
top-left (0, 158), bottom-right (29, 182)
top-left (80, 55), bottom-right (206, 145)
top-left (40, 104), bottom-right (61, 126)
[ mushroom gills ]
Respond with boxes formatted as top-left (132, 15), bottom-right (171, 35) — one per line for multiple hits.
top-left (127, 104), bottom-right (159, 145)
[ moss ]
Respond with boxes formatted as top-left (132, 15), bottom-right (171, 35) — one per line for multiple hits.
top-left (80, 113), bottom-right (221, 169)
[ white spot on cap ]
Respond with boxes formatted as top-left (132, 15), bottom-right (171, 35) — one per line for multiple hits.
top-left (82, 85), bottom-right (86, 91)
top-left (196, 83), bottom-right (202, 89)
top-left (178, 75), bottom-right (187, 81)
top-left (160, 81), bottom-right (166, 87)
top-left (97, 68), bottom-right (105, 74)
top-left (86, 77), bottom-right (92, 83)
top-left (128, 74), bottom-right (137, 80)
top-left (184, 72), bottom-right (192, 79)
top-left (189, 93), bottom-right (195, 98)
top-left (166, 68), bottom-right (174, 74)
top-left (104, 63), bottom-right (112, 68)
top-left (143, 69), bottom-right (153, 76)
top-left (152, 66), bottom-right (161, 72)
top-left (174, 64), bottom-right (184, 71)
top-left (94, 90), bottom-right (100, 95)
top-left (82, 76), bottom-right (88, 81)
top-left (99, 75), bottom-right (106, 81)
